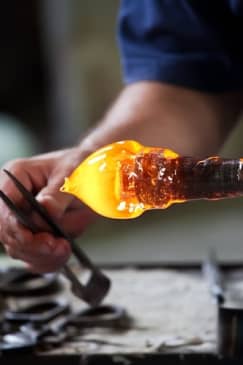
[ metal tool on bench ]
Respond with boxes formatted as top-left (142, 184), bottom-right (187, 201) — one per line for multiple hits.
top-left (0, 169), bottom-right (111, 306)
top-left (4, 298), bottom-right (70, 325)
top-left (0, 300), bottom-right (129, 352)
top-left (0, 267), bottom-right (60, 297)
top-left (0, 266), bottom-right (62, 339)
top-left (203, 249), bottom-right (243, 358)
top-left (0, 298), bottom-right (70, 353)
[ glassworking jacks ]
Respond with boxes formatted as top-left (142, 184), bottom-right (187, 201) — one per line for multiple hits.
top-left (0, 169), bottom-right (111, 306)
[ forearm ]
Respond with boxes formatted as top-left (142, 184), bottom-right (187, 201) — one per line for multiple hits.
top-left (79, 82), bottom-right (242, 158)
top-left (1, 82), bottom-right (241, 272)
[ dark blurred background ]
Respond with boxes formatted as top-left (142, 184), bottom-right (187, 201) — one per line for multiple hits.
top-left (0, 0), bottom-right (121, 156)
top-left (1, 0), bottom-right (243, 265)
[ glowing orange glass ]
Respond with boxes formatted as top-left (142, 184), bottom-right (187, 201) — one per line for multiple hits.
top-left (60, 140), bottom-right (243, 219)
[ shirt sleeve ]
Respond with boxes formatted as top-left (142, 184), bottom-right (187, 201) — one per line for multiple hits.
top-left (118, 0), bottom-right (243, 92)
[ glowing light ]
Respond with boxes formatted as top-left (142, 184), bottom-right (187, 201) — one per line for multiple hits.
top-left (60, 140), bottom-right (179, 219)
top-left (60, 140), bottom-right (241, 219)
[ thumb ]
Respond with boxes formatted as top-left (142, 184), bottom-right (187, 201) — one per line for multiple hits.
top-left (36, 176), bottom-right (74, 219)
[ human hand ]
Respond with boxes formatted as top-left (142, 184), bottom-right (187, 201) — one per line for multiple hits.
top-left (1, 82), bottom-right (237, 272)
top-left (0, 146), bottom-right (97, 273)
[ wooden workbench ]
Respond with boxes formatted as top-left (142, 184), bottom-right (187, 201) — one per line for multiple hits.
top-left (2, 264), bottom-right (243, 364)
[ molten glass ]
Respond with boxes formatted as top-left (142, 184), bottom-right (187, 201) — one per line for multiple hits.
top-left (60, 140), bottom-right (243, 219)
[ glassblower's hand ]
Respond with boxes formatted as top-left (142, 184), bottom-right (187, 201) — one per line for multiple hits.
top-left (0, 82), bottom-right (239, 272)
top-left (0, 147), bottom-right (96, 273)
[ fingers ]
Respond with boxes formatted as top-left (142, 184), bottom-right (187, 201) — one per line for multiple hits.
top-left (0, 158), bottom-right (46, 202)
top-left (58, 207), bottom-right (97, 237)
top-left (36, 190), bottom-right (74, 220)
top-left (23, 235), bottom-right (71, 273)
top-left (0, 160), bottom-right (32, 214)
top-left (33, 176), bottom-right (77, 232)
top-left (0, 147), bottom-right (88, 272)
top-left (36, 148), bottom-right (84, 219)
top-left (1, 215), bottom-right (71, 273)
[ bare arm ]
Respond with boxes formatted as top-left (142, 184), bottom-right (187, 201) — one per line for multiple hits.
top-left (81, 82), bottom-right (242, 157)
top-left (0, 82), bottom-right (241, 272)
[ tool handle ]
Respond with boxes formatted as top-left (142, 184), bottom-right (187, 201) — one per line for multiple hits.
top-left (202, 250), bottom-right (225, 305)
top-left (1, 169), bottom-right (111, 305)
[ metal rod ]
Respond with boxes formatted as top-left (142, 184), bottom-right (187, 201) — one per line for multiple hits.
top-left (202, 249), bottom-right (225, 305)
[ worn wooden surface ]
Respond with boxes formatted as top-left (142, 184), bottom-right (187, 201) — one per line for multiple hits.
top-left (3, 263), bottom-right (243, 358)
top-left (38, 268), bottom-right (217, 355)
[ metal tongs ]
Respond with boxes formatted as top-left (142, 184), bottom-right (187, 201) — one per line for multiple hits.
top-left (0, 169), bottom-right (111, 306)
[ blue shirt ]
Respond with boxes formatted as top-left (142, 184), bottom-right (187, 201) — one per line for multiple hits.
top-left (118, 0), bottom-right (243, 92)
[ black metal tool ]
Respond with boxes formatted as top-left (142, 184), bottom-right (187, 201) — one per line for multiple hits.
top-left (0, 169), bottom-right (111, 306)
top-left (203, 250), bottom-right (243, 359)
top-left (0, 299), bottom-right (70, 353)
top-left (3, 298), bottom-right (70, 324)
top-left (57, 304), bottom-right (131, 330)
top-left (0, 267), bottom-right (60, 297)
top-left (1, 303), bottom-right (130, 352)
